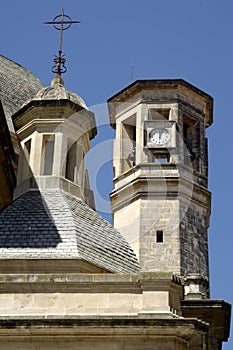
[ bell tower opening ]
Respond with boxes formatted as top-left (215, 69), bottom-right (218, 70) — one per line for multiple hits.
top-left (148, 108), bottom-right (170, 121)
top-left (20, 138), bottom-right (32, 182)
top-left (183, 115), bottom-right (197, 166)
top-left (65, 141), bottom-right (77, 182)
top-left (120, 114), bottom-right (136, 173)
top-left (41, 135), bottom-right (55, 175)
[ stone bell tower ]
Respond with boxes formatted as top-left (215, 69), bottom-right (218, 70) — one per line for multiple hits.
top-left (108, 79), bottom-right (212, 296)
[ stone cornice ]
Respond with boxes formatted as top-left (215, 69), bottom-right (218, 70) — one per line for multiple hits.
top-left (110, 172), bottom-right (211, 213)
top-left (0, 272), bottom-right (181, 293)
top-left (0, 316), bottom-right (209, 336)
top-left (108, 79), bottom-right (213, 128)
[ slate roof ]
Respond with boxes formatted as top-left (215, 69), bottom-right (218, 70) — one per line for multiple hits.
top-left (0, 55), bottom-right (44, 132)
top-left (0, 189), bottom-right (140, 273)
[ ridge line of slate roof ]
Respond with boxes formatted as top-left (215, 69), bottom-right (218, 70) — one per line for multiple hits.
top-left (64, 191), bottom-right (140, 274)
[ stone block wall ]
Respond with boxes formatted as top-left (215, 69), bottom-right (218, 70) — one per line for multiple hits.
top-left (180, 200), bottom-right (209, 280)
top-left (139, 198), bottom-right (181, 273)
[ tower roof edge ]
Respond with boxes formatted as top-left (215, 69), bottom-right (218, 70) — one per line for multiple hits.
top-left (107, 79), bottom-right (213, 128)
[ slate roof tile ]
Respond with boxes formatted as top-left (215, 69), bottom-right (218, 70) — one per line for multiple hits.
top-left (0, 55), bottom-right (44, 132)
top-left (0, 189), bottom-right (140, 273)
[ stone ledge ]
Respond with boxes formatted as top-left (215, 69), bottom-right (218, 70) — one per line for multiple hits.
top-left (0, 272), bottom-right (182, 295)
top-left (0, 271), bottom-right (180, 284)
top-left (0, 315), bottom-right (209, 333)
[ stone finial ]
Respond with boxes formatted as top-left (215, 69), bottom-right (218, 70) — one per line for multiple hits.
top-left (184, 274), bottom-right (209, 300)
top-left (51, 75), bottom-right (64, 87)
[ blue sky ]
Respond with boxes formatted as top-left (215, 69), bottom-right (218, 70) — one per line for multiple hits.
top-left (1, 1), bottom-right (233, 348)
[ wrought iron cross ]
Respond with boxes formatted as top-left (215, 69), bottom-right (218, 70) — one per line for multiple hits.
top-left (44, 9), bottom-right (80, 77)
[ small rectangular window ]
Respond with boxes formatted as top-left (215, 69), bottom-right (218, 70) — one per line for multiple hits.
top-left (121, 114), bottom-right (137, 173)
top-left (156, 230), bottom-right (163, 243)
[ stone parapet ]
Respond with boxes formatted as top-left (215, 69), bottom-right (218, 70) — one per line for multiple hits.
top-left (0, 272), bottom-right (182, 318)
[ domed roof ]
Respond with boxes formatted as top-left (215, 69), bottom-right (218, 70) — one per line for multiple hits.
top-left (30, 76), bottom-right (87, 109)
top-left (0, 55), bottom-right (44, 132)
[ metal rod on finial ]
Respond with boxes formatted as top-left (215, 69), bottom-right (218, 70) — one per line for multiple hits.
top-left (130, 63), bottom-right (135, 82)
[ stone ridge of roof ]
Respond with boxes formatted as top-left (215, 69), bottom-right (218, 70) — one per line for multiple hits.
top-left (0, 189), bottom-right (140, 274)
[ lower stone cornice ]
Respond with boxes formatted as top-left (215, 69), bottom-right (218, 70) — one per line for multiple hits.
top-left (0, 315), bottom-right (209, 337)
top-left (110, 175), bottom-right (211, 213)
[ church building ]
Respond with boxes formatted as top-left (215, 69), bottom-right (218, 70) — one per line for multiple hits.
top-left (0, 12), bottom-right (231, 349)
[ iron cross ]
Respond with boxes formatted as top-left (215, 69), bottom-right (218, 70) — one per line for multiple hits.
top-left (44, 9), bottom-right (80, 54)
top-left (44, 9), bottom-right (80, 76)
